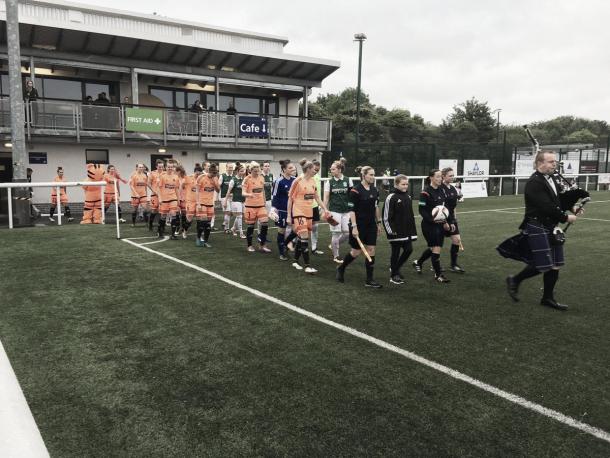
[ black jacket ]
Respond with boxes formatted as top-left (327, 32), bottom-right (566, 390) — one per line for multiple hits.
top-left (382, 190), bottom-right (417, 241)
top-left (521, 171), bottom-right (587, 229)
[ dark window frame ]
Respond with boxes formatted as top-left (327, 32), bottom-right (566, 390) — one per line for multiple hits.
top-left (85, 148), bottom-right (109, 165)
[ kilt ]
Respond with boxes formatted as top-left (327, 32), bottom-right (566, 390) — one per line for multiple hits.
top-left (497, 222), bottom-right (564, 272)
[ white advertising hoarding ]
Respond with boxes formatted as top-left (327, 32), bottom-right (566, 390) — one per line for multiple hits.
top-left (561, 160), bottom-right (579, 175)
top-left (515, 159), bottom-right (534, 176)
top-left (460, 180), bottom-right (488, 198)
top-left (463, 160), bottom-right (489, 178)
top-left (439, 159), bottom-right (458, 174)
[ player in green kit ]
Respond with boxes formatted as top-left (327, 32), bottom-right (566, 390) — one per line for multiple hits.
top-left (226, 163), bottom-right (247, 238)
top-left (323, 158), bottom-right (353, 263)
top-left (219, 162), bottom-right (235, 233)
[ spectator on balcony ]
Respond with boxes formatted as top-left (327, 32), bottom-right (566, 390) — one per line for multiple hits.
top-left (23, 79), bottom-right (39, 102)
top-left (84, 95), bottom-right (94, 104)
top-left (190, 100), bottom-right (205, 113)
top-left (95, 92), bottom-right (111, 105)
top-left (226, 103), bottom-right (237, 115)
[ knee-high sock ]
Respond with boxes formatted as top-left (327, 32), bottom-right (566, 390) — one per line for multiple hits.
top-left (311, 224), bottom-right (319, 250)
top-left (170, 216), bottom-right (179, 235)
top-left (294, 238), bottom-right (302, 261)
top-left (331, 233), bottom-right (342, 258)
top-left (49, 205), bottom-right (56, 218)
top-left (259, 224), bottom-right (269, 245)
top-left (396, 241), bottom-right (413, 272)
top-left (365, 255), bottom-right (375, 281)
top-left (431, 252), bottom-right (442, 276)
top-left (285, 231), bottom-right (297, 245)
top-left (148, 213), bottom-right (157, 229)
top-left (183, 218), bottom-right (192, 232)
top-left (450, 243), bottom-right (460, 267)
top-left (196, 220), bottom-right (204, 239)
top-left (418, 248), bottom-right (432, 266)
top-left (543, 269), bottom-right (559, 300)
top-left (514, 264), bottom-right (540, 285)
top-left (211, 214), bottom-right (215, 227)
top-left (300, 238), bottom-right (310, 265)
top-left (277, 232), bottom-right (285, 255)
top-left (339, 232), bottom-right (349, 244)
top-left (158, 218), bottom-right (166, 237)
top-left (223, 213), bottom-right (231, 228)
top-left (203, 221), bottom-right (211, 242)
top-left (64, 206), bottom-right (71, 218)
top-left (118, 206), bottom-right (122, 218)
top-left (340, 252), bottom-right (356, 270)
top-left (234, 215), bottom-right (243, 233)
top-left (132, 211), bottom-right (137, 224)
top-left (246, 225), bottom-right (254, 246)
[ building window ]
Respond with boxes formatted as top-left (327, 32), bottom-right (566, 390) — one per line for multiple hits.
top-left (85, 149), bottom-right (109, 164)
top-left (85, 83), bottom-right (110, 101)
top-left (234, 96), bottom-right (259, 114)
top-left (204, 94), bottom-right (216, 111)
top-left (186, 92), bottom-right (200, 109)
top-left (219, 95), bottom-right (233, 112)
top-left (150, 88), bottom-right (173, 107)
top-left (42, 78), bottom-right (82, 100)
top-left (0, 74), bottom-right (9, 96)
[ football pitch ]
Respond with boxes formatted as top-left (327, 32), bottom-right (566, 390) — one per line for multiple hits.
top-left (1, 193), bottom-right (609, 456)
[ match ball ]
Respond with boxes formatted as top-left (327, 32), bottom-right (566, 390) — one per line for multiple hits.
top-left (432, 205), bottom-right (449, 222)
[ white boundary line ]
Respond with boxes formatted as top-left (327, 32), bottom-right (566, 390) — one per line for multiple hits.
top-left (123, 238), bottom-right (610, 445)
top-left (579, 217), bottom-right (610, 222)
top-left (139, 236), bottom-right (170, 246)
top-left (0, 341), bottom-right (49, 457)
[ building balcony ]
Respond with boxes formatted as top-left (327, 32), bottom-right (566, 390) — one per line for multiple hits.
top-left (0, 98), bottom-right (332, 151)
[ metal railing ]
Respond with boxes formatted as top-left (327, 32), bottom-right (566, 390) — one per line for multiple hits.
top-left (0, 97), bottom-right (331, 149)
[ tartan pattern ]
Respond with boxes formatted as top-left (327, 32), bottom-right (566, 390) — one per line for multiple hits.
top-left (523, 222), bottom-right (564, 271)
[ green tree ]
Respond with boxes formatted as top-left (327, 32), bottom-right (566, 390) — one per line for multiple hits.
top-left (440, 98), bottom-right (496, 143)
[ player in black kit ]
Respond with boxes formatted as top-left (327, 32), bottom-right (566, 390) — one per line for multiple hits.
top-left (413, 169), bottom-right (452, 283)
top-left (441, 167), bottom-right (465, 273)
top-left (336, 166), bottom-right (382, 288)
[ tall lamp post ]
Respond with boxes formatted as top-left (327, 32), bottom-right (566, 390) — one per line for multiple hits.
top-left (354, 33), bottom-right (366, 156)
top-left (492, 108), bottom-right (502, 143)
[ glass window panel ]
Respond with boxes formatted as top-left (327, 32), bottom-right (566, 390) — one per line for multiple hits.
top-left (267, 101), bottom-right (277, 115)
top-left (43, 78), bottom-right (82, 100)
top-left (85, 83), bottom-right (110, 102)
top-left (205, 94), bottom-right (216, 111)
top-left (175, 91), bottom-right (186, 109)
top-left (235, 97), bottom-right (260, 114)
top-left (1, 75), bottom-right (9, 96)
top-left (186, 92), bottom-right (200, 109)
top-left (150, 88), bottom-right (173, 107)
top-left (219, 95), bottom-right (233, 112)
top-left (85, 149), bottom-right (109, 164)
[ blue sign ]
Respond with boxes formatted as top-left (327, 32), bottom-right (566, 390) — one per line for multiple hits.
top-left (238, 116), bottom-right (268, 138)
top-left (29, 152), bottom-right (47, 164)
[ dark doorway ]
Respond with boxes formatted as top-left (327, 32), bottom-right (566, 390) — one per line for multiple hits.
top-left (0, 157), bottom-right (13, 214)
top-left (150, 154), bottom-right (173, 171)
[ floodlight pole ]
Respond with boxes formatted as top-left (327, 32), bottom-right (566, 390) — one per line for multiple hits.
top-left (354, 33), bottom-right (366, 156)
top-left (495, 109), bottom-right (502, 143)
top-left (6, 0), bottom-right (30, 226)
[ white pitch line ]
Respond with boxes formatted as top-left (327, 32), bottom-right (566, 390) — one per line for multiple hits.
top-left (123, 238), bottom-right (610, 445)
top-left (0, 341), bottom-right (49, 457)
top-left (139, 236), bottom-right (169, 245)
top-left (579, 217), bottom-right (610, 222)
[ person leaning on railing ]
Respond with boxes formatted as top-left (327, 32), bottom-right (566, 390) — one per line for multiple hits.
top-left (23, 79), bottom-right (39, 102)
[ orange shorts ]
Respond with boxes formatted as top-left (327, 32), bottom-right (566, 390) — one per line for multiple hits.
top-left (150, 194), bottom-right (159, 211)
top-left (244, 206), bottom-right (268, 225)
top-left (292, 215), bottom-right (313, 235)
top-left (131, 196), bottom-right (148, 207)
top-left (104, 193), bottom-right (118, 206)
top-left (196, 204), bottom-right (214, 220)
top-left (51, 195), bottom-right (68, 205)
top-left (185, 201), bottom-right (197, 218)
top-left (159, 199), bottom-right (178, 214)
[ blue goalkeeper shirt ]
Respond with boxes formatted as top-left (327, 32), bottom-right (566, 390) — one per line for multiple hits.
top-left (271, 175), bottom-right (296, 212)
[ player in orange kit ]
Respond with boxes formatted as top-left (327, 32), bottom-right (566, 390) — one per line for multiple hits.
top-left (242, 161), bottom-right (271, 253)
top-left (129, 163), bottom-right (149, 227)
top-left (148, 159), bottom-right (165, 231)
top-left (181, 164), bottom-right (202, 239)
top-left (157, 160), bottom-right (181, 239)
top-left (49, 166), bottom-right (73, 222)
top-left (103, 165), bottom-right (128, 223)
top-left (195, 163), bottom-right (220, 247)
top-left (287, 159), bottom-right (329, 274)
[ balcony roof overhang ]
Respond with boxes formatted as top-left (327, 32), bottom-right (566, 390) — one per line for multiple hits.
top-left (0, 7), bottom-right (340, 89)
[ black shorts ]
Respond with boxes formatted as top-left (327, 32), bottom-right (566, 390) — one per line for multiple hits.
top-left (444, 221), bottom-right (460, 236)
top-left (422, 221), bottom-right (445, 247)
top-left (312, 206), bottom-right (320, 222)
top-left (349, 222), bottom-right (377, 249)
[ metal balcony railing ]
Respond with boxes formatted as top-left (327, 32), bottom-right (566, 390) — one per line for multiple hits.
top-left (0, 97), bottom-right (332, 150)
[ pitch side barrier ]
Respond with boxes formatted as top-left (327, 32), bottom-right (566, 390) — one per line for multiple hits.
top-left (0, 180), bottom-right (121, 238)
top-left (324, 173), bottom-right (608, 197)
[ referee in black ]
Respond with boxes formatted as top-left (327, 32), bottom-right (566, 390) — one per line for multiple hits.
top-left (336, 165), bottom-right (382, 288)
top-left (505, 150), bottom-right (585, 310)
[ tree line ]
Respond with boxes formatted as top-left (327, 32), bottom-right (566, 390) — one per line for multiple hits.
top-left (306, 88), bottom-right (610, 147)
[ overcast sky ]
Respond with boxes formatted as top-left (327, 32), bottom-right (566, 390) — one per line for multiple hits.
top-left (76, 0), bottom-right (610, 125)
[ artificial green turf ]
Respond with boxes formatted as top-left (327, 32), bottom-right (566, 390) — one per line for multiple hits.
top-left (0, 193), bottom-right (609, 457)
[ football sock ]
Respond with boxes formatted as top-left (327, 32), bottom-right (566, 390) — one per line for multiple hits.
top-left (450, 243), bottom-right (460, 267)
top-left (514, 265), bottom-right (540, 284)
top-left (418, 248), bottom-right (432, 266)
top-left (196, 220), bottom-right (204, 239)
top-left (203, 221), bottom-right (211, 242)
top-left (341, 252), bottom-right (356, 270)
top-left (294, 238), bottom-right (302, 261)
top-left (223, 214), bottom-right (231, 228)
top-left (331, 234), bottom-right (341, 257)
top-left (431, 252), bottom-right (441, 276)
top-left (118, 206), bottom-right (122, 218)
top-left (246, 225), bottom-right (254, 246)
top-left (311, 224), bottom-right (319, 250)
top-left (277, 232), bottom-right (285, 255)
top-left (259, 224), bottom-right (269, 245)
top-left (183, 219), bottom-right (192, 232)
top-left (64, 206), bottom-right (71, 218)
top-left (149, 213), bottom-right (157, 230)
top-left (543, 269), bottom-right (559, 300)
top-left (285, 231), bottom-right (297, 245)
top-left (170, 216), bottom-right (179, 235)
top-left (49, 205), bottom-right (56, 218)
top-left (365, 256), bottom-right (375, 281)
top-left (301, 238), bottom-right (310, 265)
top-left (132, 211), bottom-right (137, 224)
top-left (158, 218), bottom-right (166, 237)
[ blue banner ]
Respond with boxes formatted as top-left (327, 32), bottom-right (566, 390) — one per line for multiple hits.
top-left (238, 116), bottom-right (268, 138)
top-left (29, 152), bottom-right (47, 164)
